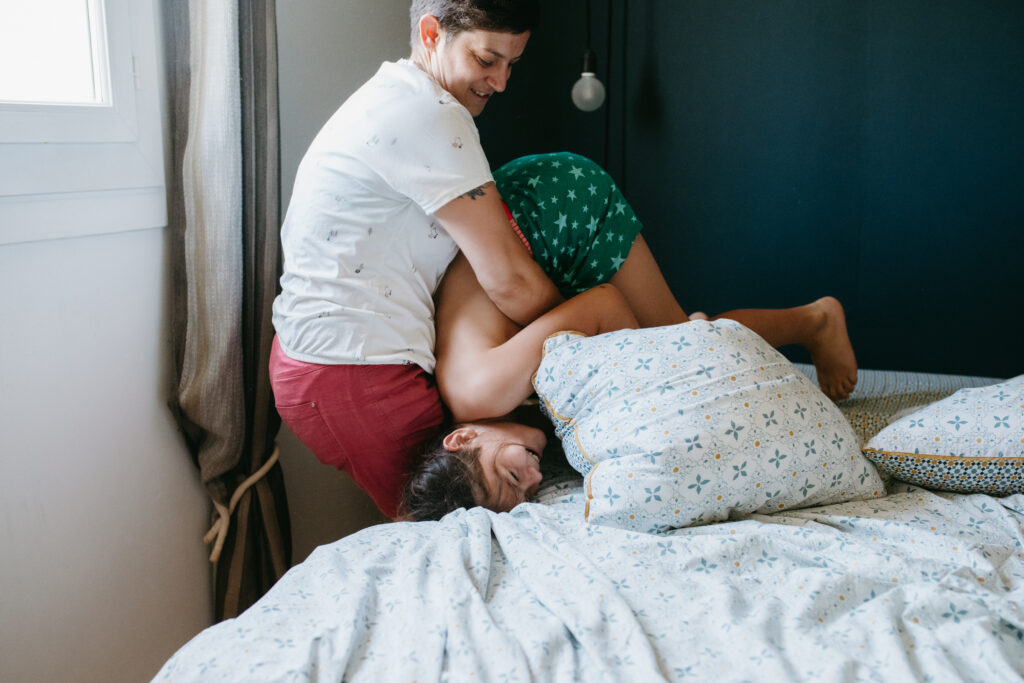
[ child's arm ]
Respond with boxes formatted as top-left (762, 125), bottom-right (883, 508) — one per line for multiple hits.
top-left (435, 255), bottom-right (637, 422)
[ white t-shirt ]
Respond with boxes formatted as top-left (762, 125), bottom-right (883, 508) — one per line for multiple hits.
top-left (272, 60), bottom-right (493, 373)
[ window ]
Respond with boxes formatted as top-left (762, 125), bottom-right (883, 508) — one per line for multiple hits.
top-left (0, 0), bottom-right (166, 245)
top-left (0, 0), bottom-right (110, 106)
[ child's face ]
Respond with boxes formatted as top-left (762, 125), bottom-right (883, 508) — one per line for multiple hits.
top-left (459, 421), bottom-right (546, 512)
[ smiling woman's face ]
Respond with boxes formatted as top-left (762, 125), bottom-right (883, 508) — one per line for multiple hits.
top-left (417, 25), bottom-right (530, 116)
top-left (443, 421), bottom-right (545, 511)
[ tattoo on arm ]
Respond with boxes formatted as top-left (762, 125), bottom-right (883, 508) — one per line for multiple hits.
top-left (461, 181), bottom-right (494, 200)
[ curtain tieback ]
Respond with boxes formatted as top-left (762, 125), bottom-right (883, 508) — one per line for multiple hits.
top-left (204, 445), bottom-right (281, 563)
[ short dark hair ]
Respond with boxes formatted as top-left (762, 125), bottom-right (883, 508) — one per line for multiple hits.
top-left (401, 428), bottom-right (482, 521)
top-left (409, 0), bottom-right (540, 48)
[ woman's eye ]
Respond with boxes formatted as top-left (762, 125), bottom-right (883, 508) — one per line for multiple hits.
top-left (509, 470), bottom-right (519, 483)
top-left (477, 57), bottom-right (493, 68)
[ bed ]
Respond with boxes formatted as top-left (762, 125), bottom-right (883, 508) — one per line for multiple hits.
top-left (155, 324), bottom-right (1023, 682)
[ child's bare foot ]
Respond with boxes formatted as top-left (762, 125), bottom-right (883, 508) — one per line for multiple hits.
top-left (806, 296), bottom-right (857, 401)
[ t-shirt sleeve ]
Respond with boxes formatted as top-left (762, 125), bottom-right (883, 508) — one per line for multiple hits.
top-left (367, 97), bottom-right (494, 215)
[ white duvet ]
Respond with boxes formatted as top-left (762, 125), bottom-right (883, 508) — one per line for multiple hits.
top-left (156, 478), bottom-right (1024, 682)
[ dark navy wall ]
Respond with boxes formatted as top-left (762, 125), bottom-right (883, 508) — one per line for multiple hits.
top-left (477, 0), bottom-right (1023, 379)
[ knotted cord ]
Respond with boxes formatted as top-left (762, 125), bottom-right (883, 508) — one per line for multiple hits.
top-left (204, 445), bottom-right (281, 563)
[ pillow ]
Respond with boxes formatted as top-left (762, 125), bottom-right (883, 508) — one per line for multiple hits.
top-left (533, 320), bottom-right (885, 532)
top-left (863, 375), bottom-right (1024, 494)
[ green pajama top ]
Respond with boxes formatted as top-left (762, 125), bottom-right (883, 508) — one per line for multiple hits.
top-left (493, 152), bottom-right (643, 296)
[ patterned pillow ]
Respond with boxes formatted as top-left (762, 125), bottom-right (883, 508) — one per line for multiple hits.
top-left (863, 375), bottom-right (1024, 494)
top-left (533, 320), bottom-right (885, 532)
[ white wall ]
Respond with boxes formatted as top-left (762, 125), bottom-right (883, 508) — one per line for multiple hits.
top-left (275, 0), bottom-right (412, 561)
top-left (0, 5), bottom-right (212, 682)
top-left (0, 232), bottom-right (212, 681)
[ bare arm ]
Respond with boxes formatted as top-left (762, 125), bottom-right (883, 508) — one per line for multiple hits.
top-left (435, 254), bottom-right (638, 423)
top-left (433, 182), bottom-right (563, 326)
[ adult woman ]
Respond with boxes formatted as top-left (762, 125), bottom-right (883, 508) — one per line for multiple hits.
top-left (402, 152), bottom-right (859, 520)
top-left (269, 1), bottom-right (559, 519)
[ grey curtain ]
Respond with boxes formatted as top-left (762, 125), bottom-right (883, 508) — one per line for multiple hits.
top-left (165, 0), bottom-right (291, 621)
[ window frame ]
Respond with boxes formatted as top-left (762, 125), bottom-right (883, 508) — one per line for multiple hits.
top-left (0, 0), bottom-right (166, 245)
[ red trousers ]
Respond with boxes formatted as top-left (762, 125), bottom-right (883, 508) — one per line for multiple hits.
top-left (269, 336), bottom-right (445, 518)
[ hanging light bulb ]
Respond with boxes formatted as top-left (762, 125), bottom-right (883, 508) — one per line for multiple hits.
top-left (572, 0), bottom-right (605, 112)
top-left (572, 48), bottom-right (606, 112)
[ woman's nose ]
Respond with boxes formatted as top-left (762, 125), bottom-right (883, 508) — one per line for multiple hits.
top-left (488, 68), bottom-right (509, 93)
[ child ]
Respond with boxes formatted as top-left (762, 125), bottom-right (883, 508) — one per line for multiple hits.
top-left (403, 152), bottom-right (857, 519)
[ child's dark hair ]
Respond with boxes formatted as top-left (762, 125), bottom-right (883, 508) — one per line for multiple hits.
top-left (409, 0), bottom-right (541, 47)
top-left (401, 427), bottom-right (482, 521)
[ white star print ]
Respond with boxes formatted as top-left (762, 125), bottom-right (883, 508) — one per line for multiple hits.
top-left (611, 254), bottom-right (626, 269)
top-left (570, 166), bottom-right (584, 179)
top-left (555, 213), bottom-right (568, 231)
top-left (528, 176), bottom-right (543, 187)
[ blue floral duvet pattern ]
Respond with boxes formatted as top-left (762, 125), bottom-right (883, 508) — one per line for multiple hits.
top-left (156, 479), bottom-right (1024, 682)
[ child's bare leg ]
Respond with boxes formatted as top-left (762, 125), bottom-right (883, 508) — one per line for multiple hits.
top-left (609, 234), bottom-right (694, 326)
top-left (710, 297), bottom-right (857, 401)
top-left (596, 234), bottom-right (856, 400)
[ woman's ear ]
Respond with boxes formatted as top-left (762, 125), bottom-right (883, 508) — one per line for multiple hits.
top-left (418, 14), bottom-right (442, 50)
top-left (443, 426), bottom-right (477, 451)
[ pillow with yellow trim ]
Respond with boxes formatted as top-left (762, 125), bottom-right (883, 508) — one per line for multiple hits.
top-left (863, 375), bottom-right (1024, 494)
top-left (532, 320), bottom-right (885, 532)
